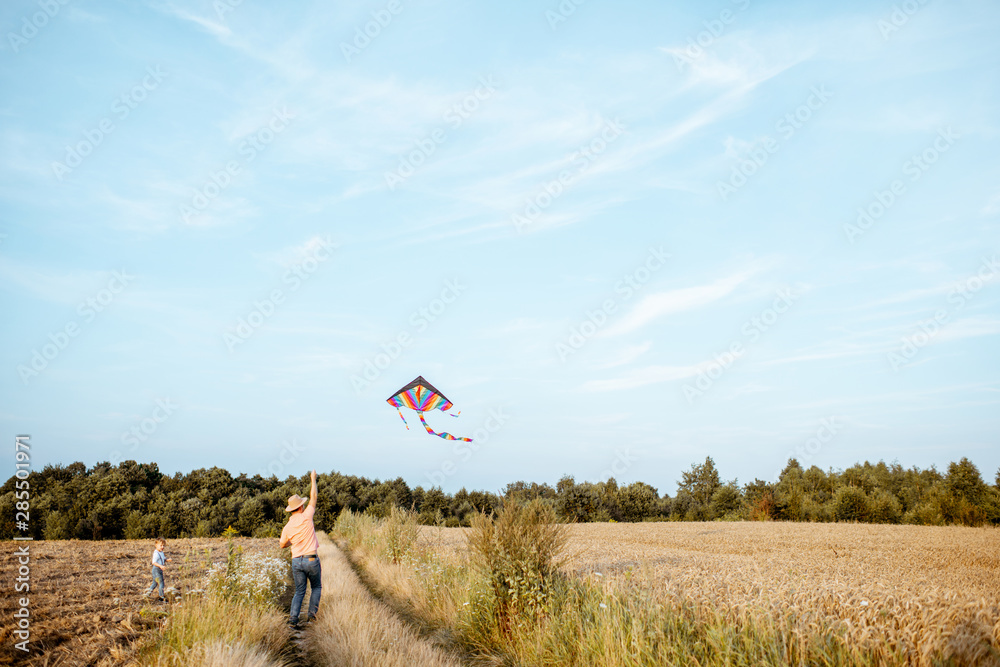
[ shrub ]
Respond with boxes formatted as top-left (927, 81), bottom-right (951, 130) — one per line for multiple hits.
top-left (251, 521), bottom-right (282, 539)
top-left (903, 499), bottom-right (946, 526)
top-left (43, 511), bottom-right (72, 540)
top-left (379, 505), bottom-right (419, 564)
top-left (618, 483), bottom-right (658, 522)
top-left (465, 499), bottom-right (568, 644)
top-left (334, 507), bottom-right (379, 546)
top-left (833, 486), bottom-right (871, 522)
top-left (868, 489), bottom-right (902, 524)
top-left (709, 484), bottom-right (742, 518)
top-left (802, 496), bottom-right (834, 523)
top-left (194, 520), bottom-right (214, 538)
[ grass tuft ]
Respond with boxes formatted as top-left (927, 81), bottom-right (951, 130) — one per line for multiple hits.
top-left (137, 594), bottom-right (290, 666)
top-left (463, 499), bottom-right (568, 647)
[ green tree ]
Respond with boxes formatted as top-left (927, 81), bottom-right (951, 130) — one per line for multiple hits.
top-left (868, 489), bottom-right (902, 524)
top-left (558, 478), bottom-right (599, 522)
top-left (709, 482), bottom-right (742, 519)
top-left (670, 489), bottom-right (696, 520)
top-left (774, 461), bottom-right (806, 521)
top-left (236, 497), bottom-right (266, 535)
top-left (419, 487), bottom-right (448, 525)
top-left (43, 511), bottom-right (72, 540)
top-left (833, 486), bottom-right (871, 522)
top-left (617, 482), bottom-right (658, 522)
top-left (742, 479), bottom-right (775, 520)
top-left (678, 457), bottom-right (722, 508)
top-left (188, 467), bottom-right (236, 504)
top-left (946, 457), bottom-right (988, 506)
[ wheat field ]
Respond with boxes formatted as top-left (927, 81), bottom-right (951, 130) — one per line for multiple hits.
top-left (413, 521), bottom-right (1000, 665)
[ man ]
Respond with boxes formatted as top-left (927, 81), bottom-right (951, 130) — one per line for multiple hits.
top-left (279, 469), bottom-right (321, 628)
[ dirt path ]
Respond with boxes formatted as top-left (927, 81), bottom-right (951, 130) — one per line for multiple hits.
top-left (298, 534), bottom-right (466, 667)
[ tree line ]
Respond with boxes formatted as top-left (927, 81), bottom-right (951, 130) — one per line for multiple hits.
top-left (2, 456), bottom-right (999, 540)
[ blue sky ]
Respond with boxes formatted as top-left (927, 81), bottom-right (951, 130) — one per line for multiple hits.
top-left (2, 0), bottom-right (998, 493)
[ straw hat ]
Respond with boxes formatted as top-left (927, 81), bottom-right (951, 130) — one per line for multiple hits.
top-left (285, 495), bottom-right (306, 512)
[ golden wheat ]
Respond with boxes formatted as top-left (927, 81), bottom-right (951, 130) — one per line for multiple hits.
top-left (411, 521), bottom-right (999, 665)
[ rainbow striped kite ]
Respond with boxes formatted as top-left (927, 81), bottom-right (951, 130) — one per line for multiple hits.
top-left (386, 376), bottom-right (472, 442)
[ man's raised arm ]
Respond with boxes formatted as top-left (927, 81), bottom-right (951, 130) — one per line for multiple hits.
top-left (307, 469), bottom-right (317, 511)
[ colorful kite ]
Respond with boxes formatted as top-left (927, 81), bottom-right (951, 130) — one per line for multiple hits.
top-left (386, 376), bottom-right (472, 442)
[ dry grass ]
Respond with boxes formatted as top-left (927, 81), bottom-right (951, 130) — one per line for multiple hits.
top-left (139, 593), bottom-right (290, 667)
top-left (303, 532), bottom-right (465, 667)
top-left (0, 537), bottom-right (280, 667)
top-left (345, 521), bottom-right (1000, 666)
top-left (174, 640), bottom-right (285, 667)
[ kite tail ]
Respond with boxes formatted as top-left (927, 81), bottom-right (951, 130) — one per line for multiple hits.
top-left (448, 410), bottom-right (461, 417)
top-left (418, 412), bottom-right (472, 442)
top-left (397, 408), bottom-right (409, 430)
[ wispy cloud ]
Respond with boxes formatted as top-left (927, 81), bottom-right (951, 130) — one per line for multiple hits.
top-left (601, 270), bottom-right (755, 338)
top-left (934, 315), bottom-right (1000, 343)
top-left (0, 258), bottom-right (113, 305)
top-left (154, 3), bottom-right (232, 40)
top-left (256, 234), bottom-right (338, 270)
top-left (593, 341), bottom-right (653, 369)
top-left (582, 362), bottom-right (705, 392)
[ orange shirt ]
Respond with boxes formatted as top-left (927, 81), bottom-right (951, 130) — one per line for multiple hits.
top-left (279, 505), bottom-right (319, 558)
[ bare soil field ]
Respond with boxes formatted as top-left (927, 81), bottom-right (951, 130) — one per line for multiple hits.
top-left (418, 521), bottom-right (1000, 662)
top-left (0, 538), bottom-right (276, 667)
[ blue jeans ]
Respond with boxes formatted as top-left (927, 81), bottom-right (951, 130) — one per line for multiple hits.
top-left (148, 566), bottom-right (164, 597)
top-left (290, 556), bottom-right (321, 623)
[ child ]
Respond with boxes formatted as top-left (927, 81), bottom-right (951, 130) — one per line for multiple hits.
top-left (147, 537), bottom-right (172, 600)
